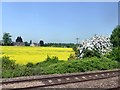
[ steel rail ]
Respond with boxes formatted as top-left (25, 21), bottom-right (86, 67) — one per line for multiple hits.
top-left (2, 69), bottom-right (120, 90)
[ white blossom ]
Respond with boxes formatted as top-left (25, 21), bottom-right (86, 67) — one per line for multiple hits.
top-left (78, 35), bottom-right (112, 58)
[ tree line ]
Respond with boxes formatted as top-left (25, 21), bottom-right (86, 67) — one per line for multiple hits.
top-left (0, 33), bottom-right (75, 48)
top-left (0, 33), bottom-right (45, 46)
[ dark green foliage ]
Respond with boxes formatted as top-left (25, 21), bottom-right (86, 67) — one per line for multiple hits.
top-left (2, 66), bottom-right (34, 78)
top-left (110, 25), bottom-right (120, 47)
top-left (44, 56), bottom-right (59, 63)
top-left (68, 54), bottom-right (76, 60)
top-left (72, 45), bottom-right (80, 58)
top-left (82, 48), bottom-right (101, 58)
top-left (30, 40), bottom-right (32, 45)
top-left (24, 41), bottom-right (30, 46)
top-left (26, 62), bottom-right (34, 67)
top-left (109, 47), bottom-right (120, 62)
top-left (110, 25), bottom-right (120, 62)
top-left (2, 56), bottom-right (118, 78)
top-left (40, 57), bottom-right (118, 74)
top-left (83, 49), bottom-right (95, 58)
top-left (2, 56), bottom-right (17, 70)
top-left (2, 56), bottom-right (34, 78)
top-left (2, 33), bottom-right (12, 46)
top-left (44, 43), bottom-right (75, 48)
top-left (39, 40), bottom-right (44, 46)
top-left (16, 36), bottom-right (23, 42)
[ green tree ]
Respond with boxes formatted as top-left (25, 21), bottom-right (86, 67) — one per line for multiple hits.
top-left (110, 25), bottom-right (120, 47)
top-left (30, 40), bottom-right (32, 45)
top-left (16, 36), bottom-right (23, 42)
top-left (110, 25), bottom-right (120, 62)
top-left (39, 40), bottom-right (44, 46)
top-left (24, 41), bottom-right (30, 46)
top-left (2, 33), bottom-right (12, 46)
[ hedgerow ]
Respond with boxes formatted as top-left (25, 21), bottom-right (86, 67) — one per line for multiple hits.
top-left (1, 56), bottom-right (119, 78)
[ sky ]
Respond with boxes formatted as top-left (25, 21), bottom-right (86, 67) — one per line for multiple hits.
top-left (2, 2), bottom-right (118, 43)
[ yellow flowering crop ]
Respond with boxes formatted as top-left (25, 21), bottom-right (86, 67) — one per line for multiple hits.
top-left (0, 46), bottom-right (74, 65)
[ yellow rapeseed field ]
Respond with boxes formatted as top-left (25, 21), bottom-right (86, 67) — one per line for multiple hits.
top-left (0, 46), bottom-right (74, 64)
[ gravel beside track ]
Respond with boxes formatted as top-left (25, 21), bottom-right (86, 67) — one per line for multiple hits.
top-left (2, 69), bottom-right (119, 83)
top-left (2, 80), bottom-right (45, 89)
top-left (2, 69), bottom-right (120, 89)
top-left (44, 77), bottom-right (119, 88)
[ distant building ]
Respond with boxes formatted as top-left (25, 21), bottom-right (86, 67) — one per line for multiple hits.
top-left (14, 42), bottom-right (25, 46)
top-left (30, 43), bottom-right (39, 47)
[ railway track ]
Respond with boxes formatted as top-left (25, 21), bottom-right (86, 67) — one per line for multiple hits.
top-left (2, 69), bottom-right (120, 90)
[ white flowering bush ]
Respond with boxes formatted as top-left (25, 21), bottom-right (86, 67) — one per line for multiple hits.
top-left (78, 35), bottom-right (112, 58)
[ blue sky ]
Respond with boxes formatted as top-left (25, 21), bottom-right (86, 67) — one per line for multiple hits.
top-left (2, 2), bottom-right (118, 43)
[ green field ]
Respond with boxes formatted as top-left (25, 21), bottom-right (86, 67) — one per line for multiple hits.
top-left (1, 46), bottom-right (74, 64)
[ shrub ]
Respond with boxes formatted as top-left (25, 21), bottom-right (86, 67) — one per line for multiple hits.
top-left (82, 49), bottom-right (101, 58)
top-left (41, 57), bottom-right (118, 74)
top-left (72, 45), bottom-right (80, 58)
top-left (32, 67), bottom-right (44, 75)
top-left (2, 56), bottom-right (118, 78)
top-left (2, 56), bottom-right (17, 70)
top-left (109, 47), bottom-right (120, 62)
top-left (43, 56), bottom-right (59, 63)
top-left (68, 54), bottom-right (76, 60)
top-left (26, 62), bottom-right (34, 67)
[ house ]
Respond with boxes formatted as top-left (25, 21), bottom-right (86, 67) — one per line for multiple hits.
top-left (14, 42), bottom-right (25, 46)
top-left (30, 43), bottom-right (38, 47)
